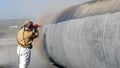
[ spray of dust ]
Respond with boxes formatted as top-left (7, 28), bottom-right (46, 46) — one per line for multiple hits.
top-left (33, 14), bottom-right (54, 64)
top-left (32, 0), bottom-right (91, 62)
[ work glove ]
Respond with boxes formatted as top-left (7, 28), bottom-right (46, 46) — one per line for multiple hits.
top-left (32, 28), bottom-right (37, 33)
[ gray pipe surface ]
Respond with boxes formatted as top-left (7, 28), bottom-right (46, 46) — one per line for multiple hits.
top-left (38, 0), bottom-right (120, 68)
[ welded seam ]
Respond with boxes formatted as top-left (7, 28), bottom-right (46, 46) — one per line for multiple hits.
top-left (101, 0), bottom-right (119, 68)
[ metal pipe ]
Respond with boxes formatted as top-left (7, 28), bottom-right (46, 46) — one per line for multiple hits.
top-left (37, 0), bottom-right (120, 68)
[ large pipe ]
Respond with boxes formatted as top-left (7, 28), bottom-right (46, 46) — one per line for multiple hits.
top-left (36, 0), bottom-right (120, 68)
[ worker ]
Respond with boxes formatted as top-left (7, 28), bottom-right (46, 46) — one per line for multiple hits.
top-left (17, 20), bottom-right (40, 68)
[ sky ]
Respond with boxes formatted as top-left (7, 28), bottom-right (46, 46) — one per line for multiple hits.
top-left (0, 0), bottom-right (91, 21)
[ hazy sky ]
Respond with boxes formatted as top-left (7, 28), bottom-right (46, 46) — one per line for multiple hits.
top-left (0, 0), bottom-right (90, 21)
